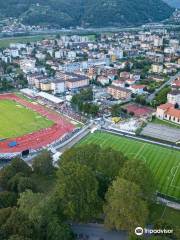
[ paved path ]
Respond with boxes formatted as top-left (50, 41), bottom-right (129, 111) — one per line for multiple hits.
top-left (71, 223), bottom-right (128, 240)
top-left (57, 128), bottom-right (91, 153)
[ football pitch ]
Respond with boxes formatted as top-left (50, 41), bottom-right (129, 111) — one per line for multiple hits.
top-left (79, 131), bottom-right (180, 200)
top-left (0, 100), bottom-right (53, 139)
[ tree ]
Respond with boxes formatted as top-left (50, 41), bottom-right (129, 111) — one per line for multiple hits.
top-left (111, 104), bottom-right (122, 117)
top-left (0, 158), bottom-right (32, 190)
top-left (18, 190), bottom-right (44, 219)
top-left (71, 88), bottom-right (97, 115)
top-left (154, 219), bottom-right (179, 240)
top-left (17, 177), bottom-right (37, 193)
top-left (0, 191), bottom-right (17, 208)
top-left (61, 144), bottom-right (100, 169)
top-left (56, 162), bottom-right (101, 222)
top-left (89, 104), bottom-right (99, 117)
top-left (32, 150), bottom-right (54, 176)
top-left (119, 160), bottom-right (155, 200)
top-left (135, 95), bottom-right (147, 105)
top-left (6, 172), bottom-right (36, 194)
top-left (0, 207), bottom-right (13, 227)
top-left (8, 235), bottom-right (31, 240)
top-left (10, 158), bottom-right (32, 176)
top-left (154, 86), bottom-right (171, 106)
top-left (61, 145), bottom-right (126, 199)
top-left (18, 190), bottom-right (74, 240)
top-left (1, 209), bottom-right (35, 239)
top-left (45, 216), bottom-right (74, 240)
top-left (104, 178), bottom-right (149, 233)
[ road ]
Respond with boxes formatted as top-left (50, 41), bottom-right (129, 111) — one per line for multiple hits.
top-left (148, 71), bottom-right (180, 102)
top-left (71, 223), bottom-right (128, 240)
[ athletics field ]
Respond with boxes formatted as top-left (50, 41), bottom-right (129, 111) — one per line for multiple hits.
top-left (79, 131), bottom-right (180, 200)
top-left (0, 100), bottom-right (53, 139)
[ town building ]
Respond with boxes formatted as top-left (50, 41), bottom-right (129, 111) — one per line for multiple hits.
top-left (107, 86), bottom-right (131, 100)
top-left (167, 90), bottom-right (180, 106)
top-left (151, 64), bottom-right (163, 73)
top-left (156, 103), bottom-right (180, 124)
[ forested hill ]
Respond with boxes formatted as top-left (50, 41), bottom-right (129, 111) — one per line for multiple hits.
top-left (0, 0), bottom-right (173, 27)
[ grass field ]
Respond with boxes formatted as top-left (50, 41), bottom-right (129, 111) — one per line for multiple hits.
top-left (0, 100), bottom-right (53, 138)
top-left (79, 131), bottom-right (180, 200)
top-left (151, 117), bottom-right (180, 129)
top-left (0, 35), bottom-right (55, 48)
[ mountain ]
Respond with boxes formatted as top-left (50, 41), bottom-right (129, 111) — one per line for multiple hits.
top-left (163, 1), bottom-right (180, 8)
top-left (0, 0), bottom-right (173, 27)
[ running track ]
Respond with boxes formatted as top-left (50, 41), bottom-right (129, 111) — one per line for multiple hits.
top-left (0, 94), bottom-right (74, 153)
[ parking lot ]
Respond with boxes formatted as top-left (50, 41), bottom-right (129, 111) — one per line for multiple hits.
top-left (141, 123), bottom-right (180, 143)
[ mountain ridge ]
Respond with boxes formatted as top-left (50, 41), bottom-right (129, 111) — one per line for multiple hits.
top-left (0, 0), bottom-right (173, 27)
top-left (163, 0), bottom-right (180, 8)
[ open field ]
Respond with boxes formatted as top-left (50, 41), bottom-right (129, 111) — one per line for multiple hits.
top-left (0, 35), bottom-right (55, 48)
top-left (0, 100), bottom-right (53, 138)
top-left (79, 131), bottom-right (180, 200)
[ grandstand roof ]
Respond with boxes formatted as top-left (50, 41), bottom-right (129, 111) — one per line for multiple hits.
top-left (20, 88), bottom-right (38, 97)
top-left (38, 92), bottom-right (64, 104)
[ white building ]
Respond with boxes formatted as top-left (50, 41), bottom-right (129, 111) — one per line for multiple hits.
top-left (51, 80), bottom-right (65, 94)
top-left (67, 51), bottom-right (76, 60)
top-left (10, 48), bottom-right (19, 58)
top-left (167, 90), bottom-right (180, 106)
top-left (169, 39), bottom-right (179, 50)
top-left (20, 59), bottom-right (36, 73)
top-left (154, 37), bottom-right (163, 47)
top-left (151, 64), bottom-right (163, 73)
top-left (35, 52), bottom-right (46, 60)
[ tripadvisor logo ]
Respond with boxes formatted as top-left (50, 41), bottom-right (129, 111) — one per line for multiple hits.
top-left (135, 227), bottom-right (143, 236)
top-left (135, 226), bottom-right (173, 236)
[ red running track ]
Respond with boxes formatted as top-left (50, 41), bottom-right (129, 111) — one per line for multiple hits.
top-left (0, 94), bottom-right (75, 153)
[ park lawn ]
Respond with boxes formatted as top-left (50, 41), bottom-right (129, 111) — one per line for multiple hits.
top-left (79, 131), bottom-right (180, 200)
top-left (0, 100), bottom-right (53, 139)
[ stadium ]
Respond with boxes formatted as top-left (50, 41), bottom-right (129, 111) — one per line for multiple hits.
top-left (0, 93), bottom-right (75, 159)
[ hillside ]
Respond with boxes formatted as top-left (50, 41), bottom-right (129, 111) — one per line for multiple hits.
top-left (164, 0), bottom-right (180, 8)
top-left (0, 0), bottom-right (173, 27)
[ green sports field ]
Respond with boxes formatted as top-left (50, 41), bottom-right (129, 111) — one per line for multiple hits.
top-left (79, 131), bottom-right (180, 200)
top-left (0, 100), bottom-right (53, 139)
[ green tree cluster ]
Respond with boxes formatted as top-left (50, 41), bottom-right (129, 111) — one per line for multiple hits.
top-left (154, 86), bottom-right (171, 106)
top-left (0, 151), bottom-right (75, 240)
top-left (71, 88), bottom-right (99, 116)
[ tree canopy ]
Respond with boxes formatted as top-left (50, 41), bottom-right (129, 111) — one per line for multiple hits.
top-left (104, 177), bottom-right (149, 233)
top-left (119, 160), bottom-right (155, 200)
top-left (56, 161), bottom-right (101, 221)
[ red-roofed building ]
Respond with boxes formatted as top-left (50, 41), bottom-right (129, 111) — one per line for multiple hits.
top-left (126, 78), bottom-right (136, 85)
top-left (156, 103), bottom-right (180, 124)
